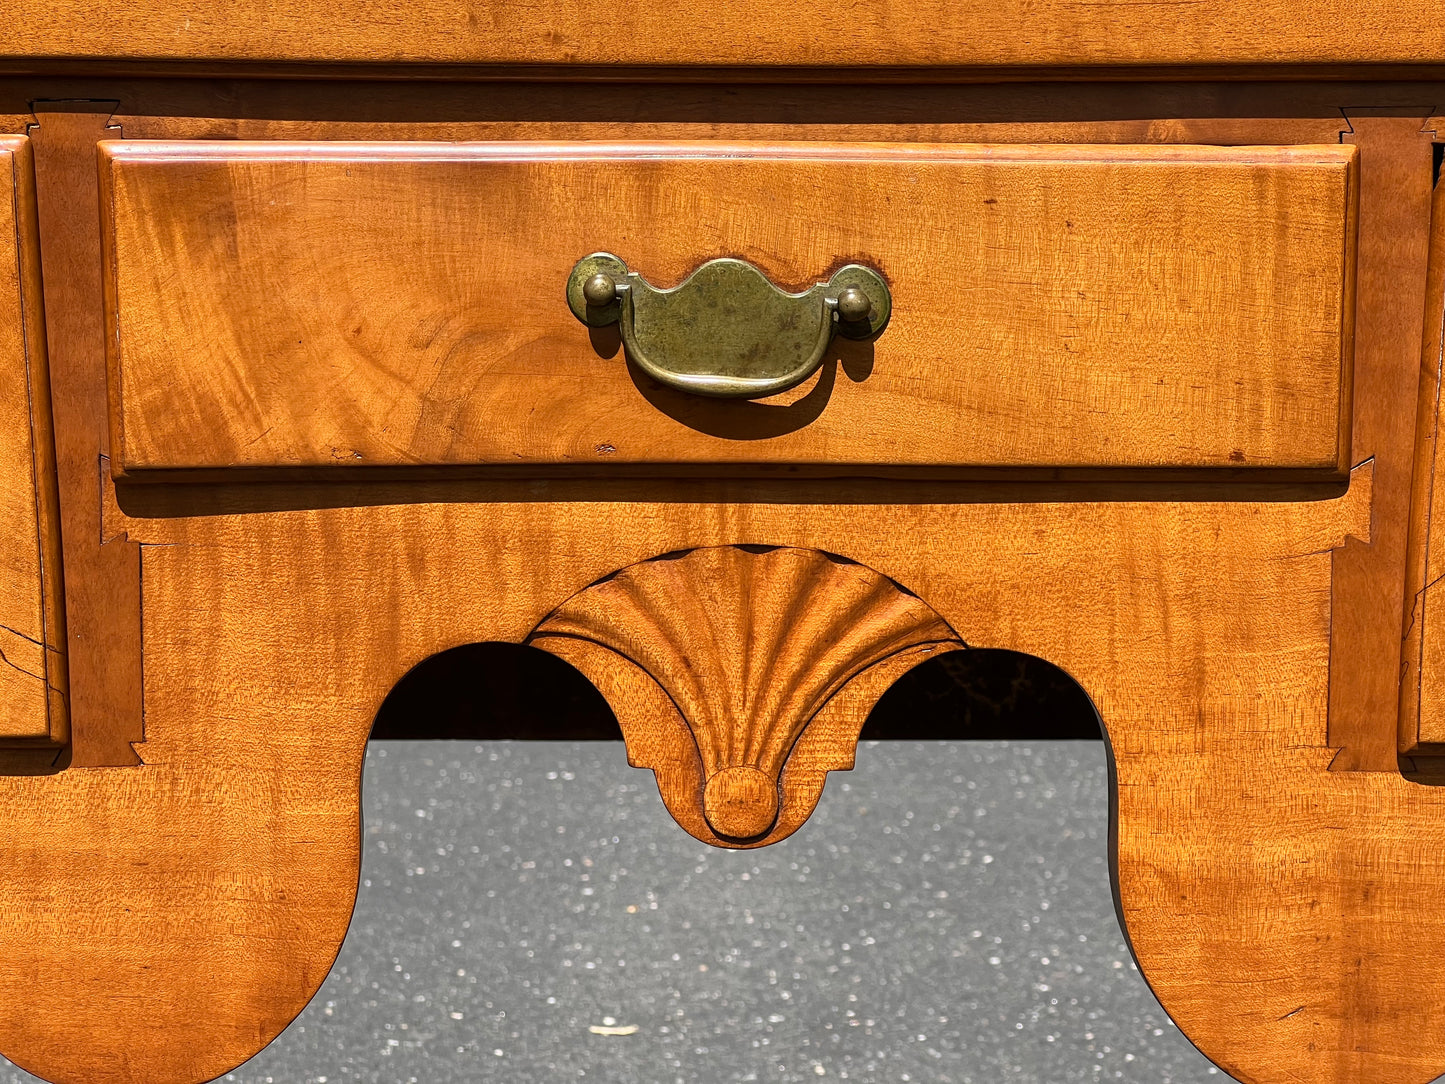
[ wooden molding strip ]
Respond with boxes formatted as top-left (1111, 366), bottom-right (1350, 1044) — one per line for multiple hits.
top-left (29, 107), bottom-right (144, 767)
top-left (0, 134), bottom-right (67, 756)
top-left (3, 1), bottom-right (1445, 73)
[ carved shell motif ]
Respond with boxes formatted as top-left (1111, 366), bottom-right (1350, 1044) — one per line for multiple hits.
top-left (526, 546), bottom-right (965, 848)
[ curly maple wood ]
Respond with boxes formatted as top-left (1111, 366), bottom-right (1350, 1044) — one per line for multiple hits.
top-left (29, 109), bottom-right (142, 768)
top-left (98, 140), bottom-right (1355, 478)
top-left (0, 461), bottom-right (1390, 1084)
top-left (3, 0), bottom-right (1445, 73)
top-left (1400, 165), bottom-right (1445, 755)
top-left (0, 90), bottom-right (1434, 1084)
top-left (0, 134), bottom-right (66, 755)
top-left (527, 546), bottom-right (964, 846)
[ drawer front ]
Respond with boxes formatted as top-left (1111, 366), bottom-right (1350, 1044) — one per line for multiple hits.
top-left (0, 135), bottom-right (66, 746)
top-left (101, 140), bottom-right (1357, 477)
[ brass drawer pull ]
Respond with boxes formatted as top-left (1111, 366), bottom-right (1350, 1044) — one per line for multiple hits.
top-left (566, 253), bottom-right (891, 399)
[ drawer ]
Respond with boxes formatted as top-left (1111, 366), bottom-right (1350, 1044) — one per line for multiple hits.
top-left (99, 140), bottom-right (1357, 478)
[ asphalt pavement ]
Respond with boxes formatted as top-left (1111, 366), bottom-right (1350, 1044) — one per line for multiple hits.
top-left (2, 739), bottom-right (1228, 1084)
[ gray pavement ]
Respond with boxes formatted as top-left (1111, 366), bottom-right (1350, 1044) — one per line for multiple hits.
top-left (2, 740), bottom-right (1229, 1083)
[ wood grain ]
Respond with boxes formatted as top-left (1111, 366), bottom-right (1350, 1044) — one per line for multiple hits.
top-left (0, 135), bottom-right (65, 749)
top-left (0, 462), bottom-right (1403, 1084)
top-left (1400, 170), bottom-right (1445, 754)
top-left (30, 108), bottom-right (144, 767)
top-left (1325, 113), bottom-right (1434, 769)
top-left (101, 140), bottom-right (1357, 478)
top-left (0, 84), bottom-right (1433, 1084)
top-left (1, 0), bottom-right (1445, 73)
top-left (528, 546), bottom-right (964, 846)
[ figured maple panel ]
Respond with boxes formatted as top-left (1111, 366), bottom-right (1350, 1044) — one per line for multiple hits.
top-left (101, 141), bottom-right (1357, 477)
top-left (0, 135), bottom-right (65, 747)
top-left (0, 461), bottom-right (1419, 1084)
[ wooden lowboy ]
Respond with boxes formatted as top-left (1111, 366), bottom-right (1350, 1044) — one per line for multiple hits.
top-left (3, 6), bottom-right (1445, 1083)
